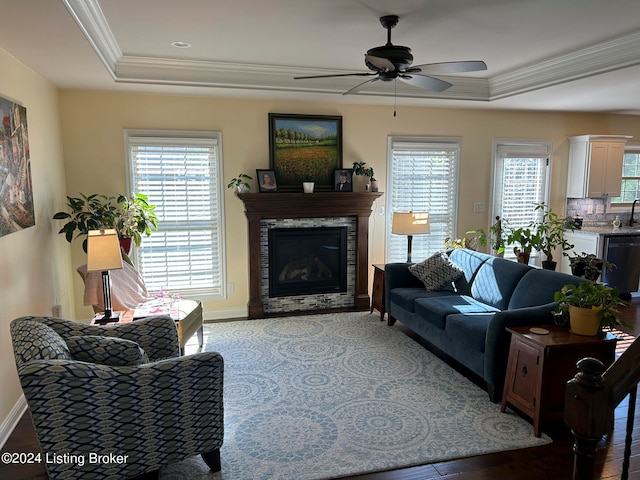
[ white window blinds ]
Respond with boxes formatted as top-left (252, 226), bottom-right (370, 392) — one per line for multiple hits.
top-left (126, 131), bottom-right (225, 298)
top-left (387, 137), bottom-right (460, 262)
top-left (492, 141), bottom-right (551, 260)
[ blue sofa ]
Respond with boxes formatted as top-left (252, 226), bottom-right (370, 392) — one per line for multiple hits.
top-left (384, 248), bottom-right (584, 402)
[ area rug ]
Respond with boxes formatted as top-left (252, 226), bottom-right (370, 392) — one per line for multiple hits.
top-left (161, 312), bottom-right (551, 480)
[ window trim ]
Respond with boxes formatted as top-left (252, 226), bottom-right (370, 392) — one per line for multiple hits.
top-left (123, 129), bottom-right (227, 301)
top-left (609, 142), bottom-right (640, 212)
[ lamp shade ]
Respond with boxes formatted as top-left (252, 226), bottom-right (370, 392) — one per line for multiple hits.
top-left (87, 229), bottom-right (124, 272)
top-left (392, 212), bottom-right (430, 236)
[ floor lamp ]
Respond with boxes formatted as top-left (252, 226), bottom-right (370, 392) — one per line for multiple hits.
top-left (392, 212), bottom-right (430, 263)
top-left (87, 229), bottom-right (124, 324)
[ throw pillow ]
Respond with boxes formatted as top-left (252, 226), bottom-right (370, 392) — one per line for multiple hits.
top-left (67, 336), bottom-right (148, 366)
top-left (409, 251), bottom-right (464, 291)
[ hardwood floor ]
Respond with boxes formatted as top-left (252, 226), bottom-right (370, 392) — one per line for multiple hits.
top-left (3, 298), bottom-right (640, 480)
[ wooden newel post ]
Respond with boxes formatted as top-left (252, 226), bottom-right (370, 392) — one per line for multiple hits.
top-left (564, 357), bottom-right (612, 480)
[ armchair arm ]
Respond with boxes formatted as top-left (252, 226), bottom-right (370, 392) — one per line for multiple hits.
top-left (19, 351), bottom-right (223, 478)
top-left (38, 315), bottom-right (180, 361)
top-left (484, 302), bottom-right (558, 392)
top-left (384, 263), bottom-right (422, 312)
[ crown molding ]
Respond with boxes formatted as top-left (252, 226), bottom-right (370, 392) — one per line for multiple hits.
top-left (63, 0), bottom-right (640, 102)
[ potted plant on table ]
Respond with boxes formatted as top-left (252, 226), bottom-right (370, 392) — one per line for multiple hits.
top-left (53, 193), bottom-right (158, 253)
top-left (553, 281), bottom-right (629, 336)
top-left (530, 203), bottom-right (574, 270)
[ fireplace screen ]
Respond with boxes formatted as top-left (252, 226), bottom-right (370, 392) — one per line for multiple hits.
top-left (268, 227), bottom-right (347, 297)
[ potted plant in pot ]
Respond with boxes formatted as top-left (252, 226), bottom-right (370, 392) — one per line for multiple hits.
top-left (507, 226), bottom-right (534, 264)
top-left (568, 252), bottom-right (614, 281)
top-left (352, 161), bottom-right (375, 191)
top-left (53, 193), bottom-right (158, 253)
top-left (227, 173), bottom-right (253, 193)
top-left (553, 281), bottom-right (629, 336)
top-left (467, 216), bottom-right (506, 256)
top-left (529, 203), bottom-right (574, 270)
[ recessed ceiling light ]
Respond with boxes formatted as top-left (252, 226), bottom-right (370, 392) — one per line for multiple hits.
top-left (171, 41), bottom-right (191, 48)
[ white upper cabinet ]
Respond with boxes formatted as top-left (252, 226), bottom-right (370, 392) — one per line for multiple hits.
top-left (567, 135), bottom-right (632, 198)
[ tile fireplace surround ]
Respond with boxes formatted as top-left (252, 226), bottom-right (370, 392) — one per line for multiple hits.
top-left (238, 192), bottom-right (383, 318)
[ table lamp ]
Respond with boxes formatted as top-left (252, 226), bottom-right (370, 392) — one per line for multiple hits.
top-left (87, 229), bottom-right (124, 324)
top-left (392, 212), bottom-right (430, 262)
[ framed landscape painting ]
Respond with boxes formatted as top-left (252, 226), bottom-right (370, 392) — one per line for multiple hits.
top-left (269, 113), bottom-right (342, 191)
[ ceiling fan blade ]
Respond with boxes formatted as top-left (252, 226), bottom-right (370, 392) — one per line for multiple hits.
top-left (407, 61), bottom-right (487, 75)
top-left (343, 77), bottom-right (380, 95)
top-left (294, 72), bottom-right (376, 79)
top-left (365, 54), bottom-right (395, 72)
top-left (399, 74), bottom-right (453, 92)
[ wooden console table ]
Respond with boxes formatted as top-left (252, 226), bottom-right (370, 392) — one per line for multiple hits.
top-left (238, 192), bottom-right (383, 318)
top-left (501, 324), bottom-right (617, 437)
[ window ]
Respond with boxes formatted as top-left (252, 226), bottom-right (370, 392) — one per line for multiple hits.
top-left (125, 130), bottom-right (226, 299)
top-left (386, 137), bottom-right (460, 262)
top-left (611, 143), bottom-right (640, 205)
top-left (492, 140), bottom-right (551, 260)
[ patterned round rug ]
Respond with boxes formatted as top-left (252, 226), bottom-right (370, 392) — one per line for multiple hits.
top-left (160, 312), bottom-right (550, 480)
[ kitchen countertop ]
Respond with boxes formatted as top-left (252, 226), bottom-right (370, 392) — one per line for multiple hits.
top-left (570, 226), bottom-right (640, 237)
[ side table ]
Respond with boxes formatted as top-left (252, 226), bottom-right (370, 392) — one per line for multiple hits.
top-left (371, 264), bottom-right (386, 321)
top-left (500, 324), bottom-right (617, 437)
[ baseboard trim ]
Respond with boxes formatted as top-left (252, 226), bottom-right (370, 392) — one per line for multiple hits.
top-left (0, 396), bottom-right (27, 450)
top-left (204, 307), bottom-right (247, 321)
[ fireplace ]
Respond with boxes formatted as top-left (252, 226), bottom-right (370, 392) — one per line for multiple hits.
top-left (269, 227), bottom-right (347, 297)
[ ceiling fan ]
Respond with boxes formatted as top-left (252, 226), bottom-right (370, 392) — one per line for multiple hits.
top-left (294, 15), bottom-right (487, 95)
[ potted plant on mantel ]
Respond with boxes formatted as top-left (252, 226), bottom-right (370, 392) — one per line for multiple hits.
top-left (352, 161), bottom-right (376, 192)
top-left (227, 173), bottom-right (253, 193)
top-left (553, 281), bottom-right (629, 336)
top-left (53, 193), bottom-right (158, 253)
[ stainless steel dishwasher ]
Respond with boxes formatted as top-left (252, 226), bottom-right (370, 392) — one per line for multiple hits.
top-left (603, 235), bottom-right (640, 295)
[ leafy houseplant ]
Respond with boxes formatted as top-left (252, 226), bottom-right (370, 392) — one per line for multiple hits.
top-left (568, 252), bottom-right (614, 281)
top-left (529, 203), bottom-right (573, 270)
top-left (506, 226), bottom-right (534, 264)
top-left (227, 173), bottom-right (253, 193)
top-left (352, 161), bottom-right (376, 191)
top-left (467, 216), bottom-right (506, 256)
top-left (553, 281), bottom-right (629, 335)
top-left (53, 193), bottom-right (158, 252)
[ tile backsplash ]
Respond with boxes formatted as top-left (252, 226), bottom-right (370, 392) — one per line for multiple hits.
top-left (566, 198), bottom-right (631, 226)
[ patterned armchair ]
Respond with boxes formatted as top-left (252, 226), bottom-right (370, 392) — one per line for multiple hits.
top-left (10, 315), bottom-right (224, 479)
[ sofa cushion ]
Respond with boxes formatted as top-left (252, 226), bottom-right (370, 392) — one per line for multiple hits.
top-left (470, 257), bottom-right (531, 310)
top-left (445, 313), bottom-right (494, 353)
top-left (66, 336), bottom-right (149, 366)
top-left (11, 320), bottom-right (71, 366)
top-left (448, 249), bottom-right (492, 295)
top-left (389, 288), bottom-right (457, 313)
top-left (414, 295), bottom-right (499, 330)
top-left (508, 268), bottom-right (587, 309)
top-left (409, 251), bottom-right (464, 291)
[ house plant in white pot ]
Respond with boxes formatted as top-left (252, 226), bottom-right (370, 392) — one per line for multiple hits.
top-left (227, 173), bottom-right (253, 193)
top-left (352, 161), bottom-right (375, 192)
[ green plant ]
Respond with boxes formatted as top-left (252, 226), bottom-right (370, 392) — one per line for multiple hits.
top-left (467, 216), bottom-right (506, 254)
top-left (506, 226), bottom-right (534, 258)
top-left (553, 281), bottom-right (629, 330)
top-left (352, 161), bottom-right (375, 179)
top-left (530, 203), bottom-right (573, 263)
top-left (568, 252), bottom-right (615, 281)
top-left (227, 173), bottom-right (253, 191)
top-left (53, 193), bottom-right (158, 251)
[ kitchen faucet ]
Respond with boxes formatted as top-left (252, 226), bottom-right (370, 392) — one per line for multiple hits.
top-left (631, 199), bottom-right (640, 227)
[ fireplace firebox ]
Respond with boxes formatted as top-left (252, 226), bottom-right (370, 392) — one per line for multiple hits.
top-left (268, 227), bottom-right (347, 297)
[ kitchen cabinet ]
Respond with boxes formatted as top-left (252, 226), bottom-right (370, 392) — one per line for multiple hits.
top-left (567, 135), bottom-right (631, 198)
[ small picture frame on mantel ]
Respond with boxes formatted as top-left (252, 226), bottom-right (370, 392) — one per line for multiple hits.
top-left (256, 169), bottom-right (278, 192)
top-left (334, 169), bottom-right (353, 192)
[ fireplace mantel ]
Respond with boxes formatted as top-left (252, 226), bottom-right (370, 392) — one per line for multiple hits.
top-left (238, 192), bottom-right (383, 318)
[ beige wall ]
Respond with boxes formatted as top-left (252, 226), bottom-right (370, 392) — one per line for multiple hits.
top-left (58, 91), bottom-right (640, 321)
top-left (0, 49), bottom-right (70, 439)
